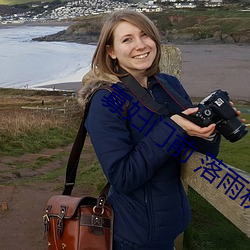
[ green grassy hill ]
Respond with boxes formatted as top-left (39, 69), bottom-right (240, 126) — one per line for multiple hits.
top-left (0, 0), bottom-right (55, 4)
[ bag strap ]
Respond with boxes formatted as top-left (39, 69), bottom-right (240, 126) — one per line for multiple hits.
top-left (62, 87), bottom-right (111, 196)
top-left (62, 114), bottom-right (87, 195)
top-left (119, 69), bottom-right (193, 114)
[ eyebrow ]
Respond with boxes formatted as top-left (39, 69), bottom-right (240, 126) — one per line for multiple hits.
top-left (119, 30), bottom-right (144, 40)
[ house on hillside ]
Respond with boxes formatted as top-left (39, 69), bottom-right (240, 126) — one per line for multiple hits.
top-left (205, 0), bottom-right (223, 7)
top-left (174, 3), bottom-right (197, 9)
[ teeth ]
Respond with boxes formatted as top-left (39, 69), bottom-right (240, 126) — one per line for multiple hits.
top-left (133, 53), bottom-right (148, 59)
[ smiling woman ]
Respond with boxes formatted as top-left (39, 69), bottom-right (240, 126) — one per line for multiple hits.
top-left (106, 21), bottom-right (157, 88)
top-left (75, 9), bottom-right (228, 250)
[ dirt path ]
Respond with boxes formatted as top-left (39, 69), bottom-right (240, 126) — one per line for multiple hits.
top-left (0, 139), bottom-right (93, 250)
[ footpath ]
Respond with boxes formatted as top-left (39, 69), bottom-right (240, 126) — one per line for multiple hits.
top-left (0, 143), bottom-right (91, 250)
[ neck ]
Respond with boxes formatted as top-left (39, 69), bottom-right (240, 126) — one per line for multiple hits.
top-left (133, 74), bottom-right (148, 88)
top-left (118, 67), bottom-right (148, 88)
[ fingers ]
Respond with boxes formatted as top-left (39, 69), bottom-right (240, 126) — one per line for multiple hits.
top-left (171, 114), bottom-right (216, 139)
top-left (189, 123), bottom-right (216, 138)
top-left (182, 107), bottom-right (199, 116)
top-left (230, 101), bottom-right (247, 123)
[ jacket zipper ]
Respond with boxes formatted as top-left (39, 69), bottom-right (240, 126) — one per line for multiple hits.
top-left (149, 89), bottom-right (155, 101)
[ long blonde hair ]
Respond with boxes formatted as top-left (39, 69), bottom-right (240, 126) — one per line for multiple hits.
top-left (92, 10), bottom-right (161, 77)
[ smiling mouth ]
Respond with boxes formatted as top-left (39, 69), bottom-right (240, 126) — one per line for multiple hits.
top-left (133, 53), bottom-right (149, 59)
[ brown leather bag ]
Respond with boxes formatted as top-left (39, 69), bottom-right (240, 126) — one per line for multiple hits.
top-left (43, 184), bottom-right (113, 250)
top-left (43, 97), bottom-right (113, 249)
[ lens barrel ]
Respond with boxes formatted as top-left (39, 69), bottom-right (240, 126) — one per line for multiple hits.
top-left (217, 118), bottom-right (248, 142)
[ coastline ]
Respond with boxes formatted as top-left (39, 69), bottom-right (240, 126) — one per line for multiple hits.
top-left (34, 43), bottom-right (250, 102)
top-left (34, 81), bottom-right (82, 92)
top-left (1, 23), bottom-right (249, 101)
top-left (0, 20), bottom-right (76, 29)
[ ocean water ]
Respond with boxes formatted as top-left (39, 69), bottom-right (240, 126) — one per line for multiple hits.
top-left (0, 25), bottom-right (249, 101)
top-left (0, 25), bottom-right (96, 89)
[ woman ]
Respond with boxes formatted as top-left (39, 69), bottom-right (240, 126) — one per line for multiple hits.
top-left (79, 10), bottom-right (221, 250)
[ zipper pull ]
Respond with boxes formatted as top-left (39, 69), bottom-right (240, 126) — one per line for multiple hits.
top-left (149, 90), bottom-right (155, 100)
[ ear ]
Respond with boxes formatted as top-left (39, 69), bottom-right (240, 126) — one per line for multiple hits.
top-left (106, 45), bottom-right (116, 60)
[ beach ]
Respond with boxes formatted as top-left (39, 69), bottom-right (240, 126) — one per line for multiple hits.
top-left (1, 23), bottom-right (249, 101)
top-left (177, 44), bottom-right (250, 102)
top-left (38, 43), bottom-right (250, 102)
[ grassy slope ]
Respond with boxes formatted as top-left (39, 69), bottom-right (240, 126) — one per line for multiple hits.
top-left (0, 0), bottom-right (68, 5)
top-left (0, 0), bottom-right (49, 4)
top-left (1, 86), bottom-right (250, 249)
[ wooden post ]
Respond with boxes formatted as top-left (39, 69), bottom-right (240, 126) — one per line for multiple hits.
top-left (161, 44), bottom-right (184, 250)
top-left (159, 45), bottom-right (182, 80)
top-left (181, 152), bottom-right (250, 238)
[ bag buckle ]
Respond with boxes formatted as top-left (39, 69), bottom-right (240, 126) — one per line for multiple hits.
top-left (56, 206), bottom-right (66, 238)
top-left (91, 215), bottom-right (103, 227)
top-left (93, 205), bottom-right (104, 215)
top-left (43, 207), bottom-right (50, 233)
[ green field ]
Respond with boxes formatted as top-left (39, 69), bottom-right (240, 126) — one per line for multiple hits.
top-left (0, 0), bottom-right (65, 5)
top-left (0, 88), bottom-right (249, 249)
top-left (0, 0), bottom-right (43, 4)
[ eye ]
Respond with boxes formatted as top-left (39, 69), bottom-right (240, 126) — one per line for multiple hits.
top-left (141, 32), bottom-right (148, 37)
top-left (122, 37), bottom-right (132, 43)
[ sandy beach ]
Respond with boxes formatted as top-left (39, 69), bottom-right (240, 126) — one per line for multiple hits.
top-left (37, 44), bottom-right (250, 102)
top-left (177, 44), bottom-right (250, 102)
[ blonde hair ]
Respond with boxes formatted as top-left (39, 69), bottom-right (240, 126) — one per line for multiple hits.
top-left (92, 10), bottom-right (161, 77)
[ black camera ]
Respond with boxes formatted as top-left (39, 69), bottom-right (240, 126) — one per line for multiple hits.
top-left (183, 89), bottom-right (248, 142)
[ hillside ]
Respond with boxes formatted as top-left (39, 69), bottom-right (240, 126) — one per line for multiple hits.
top-left (0, 0), bottom-right (56, 5)
top-left (33, 11), bottom-right (250, 44)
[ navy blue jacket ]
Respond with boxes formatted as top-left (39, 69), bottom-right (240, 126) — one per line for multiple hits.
top-left (85, 73), bottom-right (220, 249)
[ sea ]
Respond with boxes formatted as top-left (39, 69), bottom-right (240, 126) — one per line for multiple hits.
top-left (0, 25), bottom-right (95, 89)
top-left (0, 25), bottom-right (249, 101)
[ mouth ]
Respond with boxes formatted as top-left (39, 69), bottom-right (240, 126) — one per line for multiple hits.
top-left (133, 53), bottom-right (149, 59)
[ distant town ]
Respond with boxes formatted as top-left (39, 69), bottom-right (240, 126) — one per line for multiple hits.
top-left (0, 0), bottom-right (225, 25)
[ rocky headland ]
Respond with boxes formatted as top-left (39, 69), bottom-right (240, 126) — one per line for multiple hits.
top-left (32, 12), bottom-right (250, 45)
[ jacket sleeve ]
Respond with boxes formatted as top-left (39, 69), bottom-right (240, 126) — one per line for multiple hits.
top-left (85, 89), bottom-right (187, 194)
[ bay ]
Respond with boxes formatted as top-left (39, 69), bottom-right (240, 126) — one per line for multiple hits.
top-left (0, 25), bottom-right (95, 89)
top-left (0, 25), bottom-right (249, 101)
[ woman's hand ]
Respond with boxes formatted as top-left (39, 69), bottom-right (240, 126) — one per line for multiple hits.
top-left (171, 107), bottom-right (216, 139)
top-left (230, 101), bottom-right (246, 123)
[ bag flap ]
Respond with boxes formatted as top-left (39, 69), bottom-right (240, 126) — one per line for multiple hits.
top-left (46, 195), bottom-right (96, 218)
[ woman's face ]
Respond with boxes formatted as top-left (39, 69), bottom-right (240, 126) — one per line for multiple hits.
top-left (107, 21), bottom-right (157, 76)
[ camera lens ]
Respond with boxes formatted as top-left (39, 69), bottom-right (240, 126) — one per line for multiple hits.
top-left (227, 123), bottom-right (248, 142)
top-left (217, 118), bottom-right (248, 142)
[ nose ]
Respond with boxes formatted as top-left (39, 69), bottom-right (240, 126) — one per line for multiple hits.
top-left (134, 37), bottom-right (146, 50)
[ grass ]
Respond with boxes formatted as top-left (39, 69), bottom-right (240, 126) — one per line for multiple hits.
top-left (217, 113), bottom-right (250, 172)
top-left (0, 88), bottom-right (81, 156)
top-left (184, 188), bottom-right (250, 250)
top-left (0, 0), bottom-right (66, 5)
top-left (1, 88), bottom-right (249, 248)
top-left (0, 0), bottom-right (48, 5)
top-left (0, 112), bottom-right (78, 156)
top-left (171, 9), bottom-right (250, 18)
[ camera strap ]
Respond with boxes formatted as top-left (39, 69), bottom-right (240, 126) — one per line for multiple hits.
top-left (154, 75), bottom-right (194, 110)
top-left (119, 73), bottom-right (170, 115)
top-left (119, 69), bottom-right (194, 115)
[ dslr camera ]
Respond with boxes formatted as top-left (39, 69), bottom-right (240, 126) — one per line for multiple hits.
top-left (184, 89), bottom-right (248, 142)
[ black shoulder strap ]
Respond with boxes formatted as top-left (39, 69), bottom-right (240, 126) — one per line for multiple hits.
top-left (154, 75), bottom-right (194, 110)
top-left (119, 69), bottom-right (193, 115)
top-left (119, 73), bottom-right (169, 115)
top-left (62, 86), bottom-right (112, 196)
top-left (62, 114), bottom-right (87, 195)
